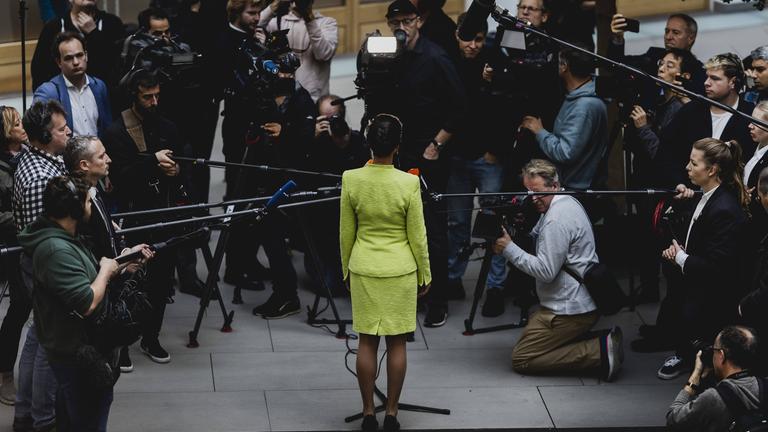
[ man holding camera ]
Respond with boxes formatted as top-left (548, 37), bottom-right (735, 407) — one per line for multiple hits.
top-left (34, 32), bottom-right (112, 139)
top-left (493, 159), bottom-right (623, 381)
top-left (520, 45), bottom-right (608, 191)
top-left (609, 13), bottom-right (705, 98)
top-left (666, 326), bottom-right (761, 432)
top-left (380, 0), bottom-right (464, 327)
top-left (260, 0), bottom-right (339, 100)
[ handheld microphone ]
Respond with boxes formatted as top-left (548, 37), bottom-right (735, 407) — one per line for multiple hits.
top-left (458, 0), bottom-right (495, 42)
top-left (265, 180), bottom-right (298, 209)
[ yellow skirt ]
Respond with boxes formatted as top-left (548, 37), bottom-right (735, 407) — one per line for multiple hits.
top-left (350, 271), bottom-right (417, 336)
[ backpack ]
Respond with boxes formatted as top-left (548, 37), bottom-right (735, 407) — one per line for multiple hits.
top-left (716, 376), bottom-right (768, 432)
top-left (563, 263), bottom-right (627, 316)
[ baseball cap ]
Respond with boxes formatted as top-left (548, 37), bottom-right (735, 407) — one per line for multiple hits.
top-left (386, 0), bottom-right (419, 19)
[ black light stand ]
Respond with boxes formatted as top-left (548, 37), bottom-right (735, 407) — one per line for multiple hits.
top-left (19, 0), bottom-right (28, 111)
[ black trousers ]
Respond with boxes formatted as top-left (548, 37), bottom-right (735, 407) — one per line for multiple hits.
top-left (142, 252), bottom-right (174, 342)
top-left (400, 154), bottom-right (449, 307)
top-left (0, 258), bottom-right (31, 372)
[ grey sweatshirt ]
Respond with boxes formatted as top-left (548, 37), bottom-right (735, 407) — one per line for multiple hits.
top-left (667, 375), bottom-right (760, 432)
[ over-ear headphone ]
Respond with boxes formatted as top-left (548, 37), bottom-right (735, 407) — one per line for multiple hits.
top-left (61, 178), bottom-right (85, 220)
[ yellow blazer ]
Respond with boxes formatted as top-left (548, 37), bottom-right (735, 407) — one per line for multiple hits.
top-left (340, 163), bottom-right (432, 286)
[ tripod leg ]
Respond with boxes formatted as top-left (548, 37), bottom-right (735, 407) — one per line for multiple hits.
top-left (297, 208), bottom-right (347, 338)
top-left (463, 241), bottom-right (494, 335)
top-left (189, 226), bottom-right (231, 348)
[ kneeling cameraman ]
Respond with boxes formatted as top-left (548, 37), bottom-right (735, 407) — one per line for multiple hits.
top-left (17, 176), bottom-right (152, 431)
top-left (667, 326), bottom-right (761, 432)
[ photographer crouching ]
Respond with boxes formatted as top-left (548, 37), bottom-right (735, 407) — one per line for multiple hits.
top-left (17, 176), bottom-right (153, 431)
top-left (666, 326), bottom-right (761, 431)
top-left (493, 159), bottom-right (623, 381)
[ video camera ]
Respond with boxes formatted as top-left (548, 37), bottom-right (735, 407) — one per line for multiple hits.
top-left (121, 32), bottom-right (202, 89)
top-left (354, 30), bottom-right (407, 115)
top-left (230, 29), bottom-right (301, 108)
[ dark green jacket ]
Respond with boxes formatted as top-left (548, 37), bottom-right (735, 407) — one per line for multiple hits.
top-left (17, 216), bottom-right (101, 364)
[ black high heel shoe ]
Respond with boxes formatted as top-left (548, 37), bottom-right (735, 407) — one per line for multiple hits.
top-left (361, 414), bottom-right (378, 432)
top-left (383, 414), bottom-right (400, 432)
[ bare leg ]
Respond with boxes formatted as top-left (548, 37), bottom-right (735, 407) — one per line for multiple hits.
top-left (384, 334), bottom-right (407, 416)
top-left (356, 333), bottom-right (380, 415)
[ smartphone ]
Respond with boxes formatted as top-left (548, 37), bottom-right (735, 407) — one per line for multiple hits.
top-left (624, 17), bottom-right (640, 33)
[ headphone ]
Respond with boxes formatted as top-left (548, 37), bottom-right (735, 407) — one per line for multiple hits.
top-left (61, 178), bottom-right (85, 220)
top-left (26, 102), bottom-right (55, 144)
top-left (365, 113), bottom-right (404, 144)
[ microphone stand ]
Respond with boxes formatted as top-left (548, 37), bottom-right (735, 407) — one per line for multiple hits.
top-left (145, 154), bottom-right (343, 180)
top-left (433, 189), bottom-right (702, 201)
top-left (488, 7), bottom-right (768, 129)
top-left (19, 0), bottom-right (28, 111)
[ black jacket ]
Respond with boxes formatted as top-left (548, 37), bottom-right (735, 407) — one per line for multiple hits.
top-left (681, 186), bottom-right (748, 312)
top-left (102, 111), bottom-right (185, 213)
top-left (655, 98), bottom-right (756, 188)
top-left (740, 233), bottom-right (768, 336)
top-left (31, 11), bottom-right (125, 90)
top-left (419, 9), bottom-right (457, 60)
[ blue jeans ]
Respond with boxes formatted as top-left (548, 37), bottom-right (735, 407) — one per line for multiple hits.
top-left (446, 156), bottom-right (507, 288)
top-left (50, 363), bottom-right (113, 432)
top-left (15, 325), bottom-right (57, 429)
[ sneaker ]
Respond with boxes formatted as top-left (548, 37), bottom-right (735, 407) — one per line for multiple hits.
top-left (657, 355), bottom-right (687, 380)
top-left (119, 347), bottom-right (133, 373)
top-left (383, 414), bottom-right (400, 432)
top-left (481, 288), bottom-right (505, 318)
top-left (257, 294), bottom-right (301, 320)
top-left (423, 304), bottom-right (448, 328)
top-left (361, 414), bottom-right (378, 432)
top-left (141, 339), bottom-right (171, 364)
top-left (603, 326), bottom-right (624, 382)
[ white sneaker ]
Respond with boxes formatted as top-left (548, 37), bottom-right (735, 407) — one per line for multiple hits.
top-left (604, 326), bottom-right (624, 382)
top-left (657, 355), bottom-right (687, 380)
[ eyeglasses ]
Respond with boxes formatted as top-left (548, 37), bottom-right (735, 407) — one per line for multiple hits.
top-left (387, 16), bottom-right (419, 28)
top-left (517, 4), bottom-right (543, 12)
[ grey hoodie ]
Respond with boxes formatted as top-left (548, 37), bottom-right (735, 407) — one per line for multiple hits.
top-left (535, 79), bottom-right (608, 189)
top-left (667, 375), bottom-right (761, 432)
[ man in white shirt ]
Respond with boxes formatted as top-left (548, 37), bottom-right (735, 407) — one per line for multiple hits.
top-left (33, 31), bottom-right (112, 138)
top-left (493, 159), bottom-right (624, 381)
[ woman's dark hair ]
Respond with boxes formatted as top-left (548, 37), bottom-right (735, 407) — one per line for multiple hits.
top-left (366, 114), bottom-right (402, 157)
top-left (43, 176), bottom-right (90, 220)
top-left (692, 138), bottom-right (749, 209)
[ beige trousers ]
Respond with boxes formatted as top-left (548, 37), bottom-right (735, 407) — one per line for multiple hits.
top-left (511, 308), bottom-right (602, 374)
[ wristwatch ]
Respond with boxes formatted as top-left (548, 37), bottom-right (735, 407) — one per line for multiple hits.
top-left (685, 381), bottom-right (700, 393)
top-left (431, 139), bottom-right (445, 151)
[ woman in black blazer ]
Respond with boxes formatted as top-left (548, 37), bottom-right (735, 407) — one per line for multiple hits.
top-left (658, 137), bottom-right (750, 380)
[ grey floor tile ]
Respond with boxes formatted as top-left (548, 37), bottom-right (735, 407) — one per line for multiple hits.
top-left (382, 348), bottom-right (583, 388)
top-left (0, 405), bottom-right (12, 432)
top-left (157, 316), bottom-right (273, 355)
top-left (108, 391), bottom-right (269, 432)
top-left (539, 384), bottom-right (680, 428)
top-left (115, 352), bottom-right (214, 393)
top-left (418, 300), bottom-right (526, 350)
top-left (266, 386), bottom-right (554, 431)
top-left (213, 351), bottom-right (358, 391)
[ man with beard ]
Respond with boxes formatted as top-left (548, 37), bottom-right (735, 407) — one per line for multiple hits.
top-left (102, 70), bottom-right (182, 367)
top-left (32, 0), bottom-right (124, 92)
